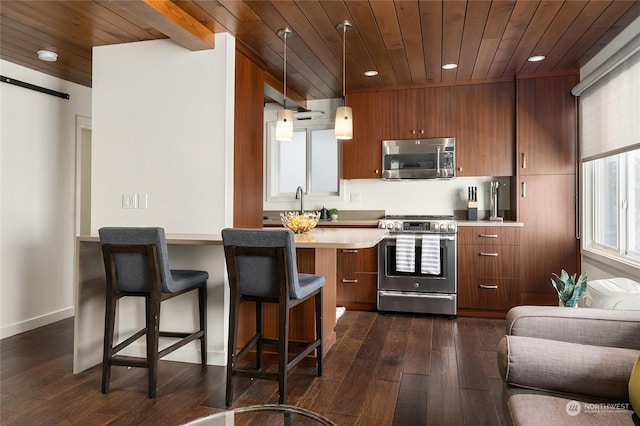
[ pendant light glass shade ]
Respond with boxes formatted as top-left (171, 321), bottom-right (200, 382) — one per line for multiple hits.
top-left (275, 109), bottom-right (294, 141)
top-left (335, 21), bottom-right (352, 140)
top-left (334, 105), bottom-right (352, 140)
top-left (276, 28), bottom-right (294, 141)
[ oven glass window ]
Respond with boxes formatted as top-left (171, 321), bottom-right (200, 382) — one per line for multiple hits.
top-left (384, 153), bottom-right (436, 170)
top-left (385, 245), bottom-right (447, 278)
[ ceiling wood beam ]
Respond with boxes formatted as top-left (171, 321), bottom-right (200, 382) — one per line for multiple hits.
top-left (264, 71), bottom-right (307, 110)
top-left (114, 0), bottom-right (214, 51)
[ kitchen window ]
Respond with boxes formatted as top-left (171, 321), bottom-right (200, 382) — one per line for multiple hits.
top-left (578, 49), bottom-right (639, 274)
top-left (266, 122), bottom-right (341, 201)
top-left (583, 148), bottom-right (640, 266)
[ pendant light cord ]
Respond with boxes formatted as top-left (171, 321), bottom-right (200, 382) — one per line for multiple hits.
top-left (342, 24), bottom-right (346, 106)
top-left (283, 31), bottom-right (288, 110)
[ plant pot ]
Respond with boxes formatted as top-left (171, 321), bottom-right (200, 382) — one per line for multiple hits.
top-left (330, 214), bottom-right (338, 221)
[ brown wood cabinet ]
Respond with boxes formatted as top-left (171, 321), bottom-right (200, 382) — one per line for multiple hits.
top-left (343, 91), bottom-right (387, 179)
top-left (517, 75), bottom-right (578, 175)
top-left (345, 81), bottom-right (515, 179)
top-left (519, 174), bottom-right (578, 305)
top-left (455, 82), bottom-right (515, 177)
top-left (516, 74), bottom-right (580, 306)
top-left (457, 226), bottom-right (521, 312)
top-left (336, 247), bottom-right (378, 311)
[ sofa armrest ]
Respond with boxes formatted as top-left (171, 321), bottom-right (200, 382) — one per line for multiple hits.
top-left (506, 306), bottom-right (640, 350)
top-left (498, 335), bottom-right (639, 401)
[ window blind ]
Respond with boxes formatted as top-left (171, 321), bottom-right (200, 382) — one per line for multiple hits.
top-left (580, 51), bottom-right (640, 161)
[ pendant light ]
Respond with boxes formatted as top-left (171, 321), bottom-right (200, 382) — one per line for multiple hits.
top-left (276, 28), bottom-right (293, 141)
top-left (335, 21), bottom-right (353, 140)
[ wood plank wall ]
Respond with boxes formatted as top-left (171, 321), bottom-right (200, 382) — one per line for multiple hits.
top-left (233, 48), bottom-right (264, 228)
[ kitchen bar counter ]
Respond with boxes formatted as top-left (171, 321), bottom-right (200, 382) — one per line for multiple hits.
top-left (77, 228), bottom-right (387, 248)
top-left (73, 228), bottom-right (387, 373)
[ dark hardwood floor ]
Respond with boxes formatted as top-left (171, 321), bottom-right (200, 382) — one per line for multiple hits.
top-left (1, 311), bottom-right (508, 425)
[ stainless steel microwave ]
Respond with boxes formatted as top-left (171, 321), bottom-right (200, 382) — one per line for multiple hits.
top-left (381, 138), bottom-right (456, 180)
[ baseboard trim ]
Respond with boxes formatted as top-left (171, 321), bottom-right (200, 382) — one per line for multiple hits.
top-left (1, 307), bottom-right (74, 339)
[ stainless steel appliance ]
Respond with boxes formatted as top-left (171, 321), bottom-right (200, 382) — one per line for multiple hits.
top-left (377, 215), bottom-right (457, 315)
top-left (381, 138), bottom-right (456, 180)
top-left (489, 181), bottom-right (504, 222)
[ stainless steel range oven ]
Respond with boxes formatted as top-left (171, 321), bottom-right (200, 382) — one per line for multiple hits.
top-left (377, 215), bottom-right (457, 315)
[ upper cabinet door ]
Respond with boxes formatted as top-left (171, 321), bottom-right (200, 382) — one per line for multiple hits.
top-left (344, 91), bottom-right (387, 179)
top-left (517, 75), bottom-right (578, 176)
top-left (455, 82), bottom-right (515, 177)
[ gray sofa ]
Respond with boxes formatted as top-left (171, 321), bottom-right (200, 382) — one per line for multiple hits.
top-left (497, 306), bottom-right (640, 425)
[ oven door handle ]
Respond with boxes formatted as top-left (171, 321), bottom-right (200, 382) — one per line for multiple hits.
top-left (378, 291), bottom-right (455, 300)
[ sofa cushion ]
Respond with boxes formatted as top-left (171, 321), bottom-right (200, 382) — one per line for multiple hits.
top-left (505, 306), bottom-right (640, 350)
top-left (498, 335), bottom-right (639, 401)
top-left (507, 393), bottom-right (635, 426)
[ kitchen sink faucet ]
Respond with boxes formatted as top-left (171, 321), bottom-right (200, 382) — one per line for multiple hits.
top-left (295, 186), bottom-right (304, 214)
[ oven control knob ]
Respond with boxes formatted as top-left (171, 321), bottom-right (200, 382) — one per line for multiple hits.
top-left (413, 282), bottom-right (420, 288)
top-left (395, 223), bottom-right (403, 231)
top-left (386, 223), bottom-right (394, 230)
top-left (448, 223), bottom-right (456, 232)
top-left (440, 223), bottom-right (447, 232)
top-left (378, 222), bottom-right (386, 229)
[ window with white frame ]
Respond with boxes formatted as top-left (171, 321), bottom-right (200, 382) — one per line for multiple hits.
top-left (580, 49), bottom-right (640, 269)
top-left (583, 149), bottom-right (640, 265)
top-left (266, 122), bottom-right (340, 201)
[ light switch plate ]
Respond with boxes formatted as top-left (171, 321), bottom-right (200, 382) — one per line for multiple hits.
top-left (138, 193), bottom-right (148, 209)
top-left (122, 193), bottom-right (137, 209)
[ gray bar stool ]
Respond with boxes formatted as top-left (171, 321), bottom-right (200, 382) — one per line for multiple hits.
top-left (222, 228), bottom-right (325, 405)
top-left (99, 227), bottom-right (208, 398)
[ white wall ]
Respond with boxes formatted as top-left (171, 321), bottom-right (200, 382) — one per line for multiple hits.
top-left (263, 99), bottom-right (511, 216)
top-left (92, 37), bottom-right (235, 232)
top-left (91, 36), bottom-right (235, 364)
top-left (0, 60), bottom-right (92, 338)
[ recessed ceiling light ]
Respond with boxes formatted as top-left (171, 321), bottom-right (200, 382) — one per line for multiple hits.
top-left (37, 50), bottom-right (58, 62)
top-left (528, 55), bottom-right (545, 62)
top-left (442, 63), bottom-right (458, 70)
top-left (364, 70), bottom-right (379, 77)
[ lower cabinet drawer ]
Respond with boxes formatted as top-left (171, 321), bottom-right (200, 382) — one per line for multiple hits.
top-left (458, 276), bottom-right (519, 311)
top-left (337, 272), bottom-right (377, 310)
top-left (457, 245), bottom-right (520, 278)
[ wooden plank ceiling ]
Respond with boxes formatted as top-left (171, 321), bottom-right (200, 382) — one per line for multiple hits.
top-left (2, 0), bottom-right (640, 101)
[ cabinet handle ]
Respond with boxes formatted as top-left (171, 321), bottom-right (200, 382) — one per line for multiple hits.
top-left (342, 249), bottom-right (359, 253)
top-left (479, 284), bottom-right (498, 289)
top-left (480, 252), bottom-right (498, 257)
top-left (521, 181), bottom-right (526, 198)
top-left (342, 279), bottom-right (358, 284)
top-left (457, 167), bottom-right (462, 171)
top-left (420, 129), bottom-right (425, 134)
top-left (479, 234), bottom-right (498, 238)
top-left (375, 169), bottom-right (379, 174)
top-left (521, 152), bottom-right (526, 169)
top-left (411, 129), bottom-right (416, 135)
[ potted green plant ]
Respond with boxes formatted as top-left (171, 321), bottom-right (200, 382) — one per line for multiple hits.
top-left (550, 269), bottom-right (588, 307)
top-left (328, 208), bottom-right (339, 221)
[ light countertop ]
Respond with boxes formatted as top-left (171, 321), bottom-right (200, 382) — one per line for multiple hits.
top-left (456, 220), bottom-right (524, 227)
top-left (263, 218), bottom-right (380, 227)
top-left (78, 227), bottom-right (388, 249)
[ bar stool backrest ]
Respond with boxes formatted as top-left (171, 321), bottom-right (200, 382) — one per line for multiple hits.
top-left (221, 228), bottom-right (303, 298)
top-left (99, 227), bottom-right (174, 293)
